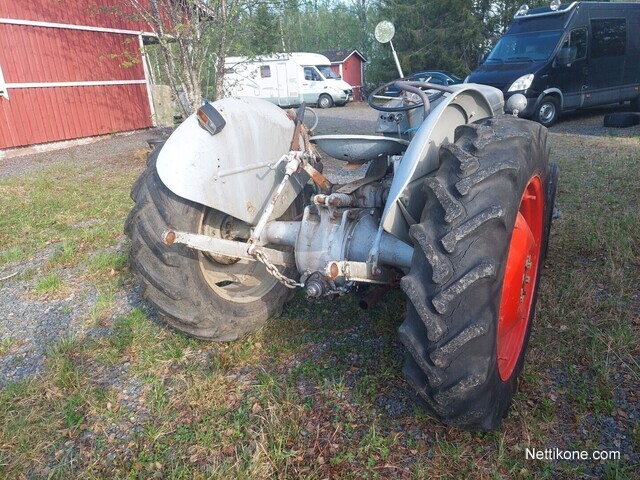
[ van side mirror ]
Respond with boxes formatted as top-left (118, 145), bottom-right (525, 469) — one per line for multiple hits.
top-left (556, 47), bottom-right (572, 66)
top-left (477, 53), bottom-right (485, 65)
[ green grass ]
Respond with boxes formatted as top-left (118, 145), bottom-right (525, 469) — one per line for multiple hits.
top-left (49, 239), bottom-right (77, 267)
top-left (87, 251), bottom-right (129, 275)
top-left (0, 132), bottom-right (638, 478)
top-left (0, 246), bottom-right (23, 264)
top-left (0, 164), bottom-right (137, 268)
top-left (0, 338), bottom-right (14, 357)
top-left (34, 271), bottom-right (63, 295)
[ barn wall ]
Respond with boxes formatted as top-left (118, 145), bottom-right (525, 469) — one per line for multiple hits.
top-left (0, 0), bottom-right (151, 31)
top-left (0, 84), bottom-right (152, 148)
top-left (0, 1), bottom-right (154, 149)
top-left (329, 56), bottom-right (365, 101)
top-left (0, 24), bottom-right (146, 83)
top-left (342, 55), bottom-right (362, 92)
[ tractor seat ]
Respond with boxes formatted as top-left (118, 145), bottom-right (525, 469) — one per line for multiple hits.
top-left (310, 135), bottom-right (410, 164)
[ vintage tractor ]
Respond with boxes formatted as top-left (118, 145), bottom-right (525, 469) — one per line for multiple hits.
top-left (125, 47), bottom-right (558, 430)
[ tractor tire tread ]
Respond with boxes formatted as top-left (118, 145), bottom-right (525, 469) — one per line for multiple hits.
top-left (125, 147), bottom-right (292, 341)
top-left (399, 115), bottom-right (551, 430)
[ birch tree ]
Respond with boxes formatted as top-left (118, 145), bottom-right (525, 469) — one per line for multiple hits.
top-left (126, 0), bottom-right (244, 116)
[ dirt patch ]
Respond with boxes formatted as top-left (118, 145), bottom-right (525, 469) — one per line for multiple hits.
top-left (0, 129), bottom-right (170, 181)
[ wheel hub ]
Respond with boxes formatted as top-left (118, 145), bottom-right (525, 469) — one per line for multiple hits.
top-left (201, 209), bottom-right (251, 265)
top-left (198, 208), bottom-right (278, 302)
top-left (540, 104), bottom-right (554, 122)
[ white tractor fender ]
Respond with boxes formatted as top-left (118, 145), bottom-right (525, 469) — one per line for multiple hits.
top-left (156, 97), bottom-right (308, 225)
top-left (381, 84), bottom-right (503, 241)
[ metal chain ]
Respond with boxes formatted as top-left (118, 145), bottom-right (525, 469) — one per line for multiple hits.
top-left (252, 248), bottom-right (303, 289)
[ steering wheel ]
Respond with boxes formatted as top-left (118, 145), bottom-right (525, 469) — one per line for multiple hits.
top-left (368, 79), bottom-right (453, 114)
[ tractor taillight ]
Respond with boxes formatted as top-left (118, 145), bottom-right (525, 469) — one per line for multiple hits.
top-left (196, 103), bottom-right (226, 136)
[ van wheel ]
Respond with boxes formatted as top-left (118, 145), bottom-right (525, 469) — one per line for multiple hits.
top-left (318, 94), bottom-right (334, 109)
top-left (399, 115), bottom-right (553, 430)
top-left (534, 96), bottom-right (559, 127)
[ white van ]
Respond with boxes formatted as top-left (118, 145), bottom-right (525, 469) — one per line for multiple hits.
top-left (224, 52), bottom-right (353, 108)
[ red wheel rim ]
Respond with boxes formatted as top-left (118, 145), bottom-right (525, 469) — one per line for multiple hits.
top-left (497, 176), bottom-right (544, 381)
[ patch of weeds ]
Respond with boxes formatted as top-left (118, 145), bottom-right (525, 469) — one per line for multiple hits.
top-left (49, 239), bottom-right (77, 267)
top-left (18, 266), bottom-right (37, 281)
top-left (146, 378), bottom-right (172, 418)
top-left (0, 245), bottom-right (23, 265)
top-left (89, 286), bottom-right (117, 326)
top-left (102, 308), bottom-right (152, 359)
top-left (34, 271), bottom-right (63, 295)
top-left (0, 337), bottom-right (14, 357)
top-left (592, 380), bottom-right (615, 417)
top-left (46, 336), bottom-right (83, 390)
top-left (354, 375), bottom-right (378, 403)
top-left (87, 251), bottom-right (128, 277)
top-left (602, 462), bottom-right (636, 480)
top-left (0, 164), bottom-right (138, 263)
top-left (359, 423), bottom-right (391, 466)
top-left (535, 397), bottom-right (556, 422)
top-left (0, 379), bottom-right (62, 476)
top-left (61, 392), bottom-right (86, 429)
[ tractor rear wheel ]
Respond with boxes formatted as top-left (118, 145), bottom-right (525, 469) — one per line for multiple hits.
top-left (125, 147), bottom-right (298, 341)
top-left (399, 115), bottom-right (554, 430)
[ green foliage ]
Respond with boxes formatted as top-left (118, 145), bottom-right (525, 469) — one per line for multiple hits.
top-left (249, 3), bottom-right (282, 54)
top-left (230, 1), bottom-right (365, 57)
top-left (376, 0), bottom-right (549, 78)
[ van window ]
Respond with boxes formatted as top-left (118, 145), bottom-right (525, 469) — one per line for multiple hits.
top-left (591, 19), bottom-right (626, 57)
top-left (304, 67), bottom-right (321, 81)
top-left (317, 65), bottom-right (339, 79)
top-left (486, 31), bottom-right (563, 62)
top-left (260, 65), bottom-right (271, 78)
top-left (560, 28), bottom-right (587, 62)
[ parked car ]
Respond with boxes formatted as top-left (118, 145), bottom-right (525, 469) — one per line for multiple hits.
top-left (383, 71), bottom-right (463, 97)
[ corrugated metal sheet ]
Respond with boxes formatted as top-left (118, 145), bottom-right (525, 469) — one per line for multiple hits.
top-left (0, 1), bottom-right (155, 149)
top-left (0, 0), bottom-right (151, 32)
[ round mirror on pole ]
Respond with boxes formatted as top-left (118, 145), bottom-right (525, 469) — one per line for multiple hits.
top-left (374, 21), bottom-right (395, 44)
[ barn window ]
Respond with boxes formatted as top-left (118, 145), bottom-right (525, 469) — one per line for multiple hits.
top-left (260, 65), bottom-right (271, 78)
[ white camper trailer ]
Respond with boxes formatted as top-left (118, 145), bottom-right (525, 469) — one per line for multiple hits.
top-left (224, 53), bottom-right (354, 108)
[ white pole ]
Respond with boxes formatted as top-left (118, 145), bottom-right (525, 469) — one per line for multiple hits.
top-left (389, 40), bottom-right (404, 78)
top-left (139, 34), bottom-right (156, 126)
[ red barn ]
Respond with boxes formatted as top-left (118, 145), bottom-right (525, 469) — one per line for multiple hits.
top-left (321, 49), bottom-right (367, 101)
top-left (0, 0), bottom-right (156, 149)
